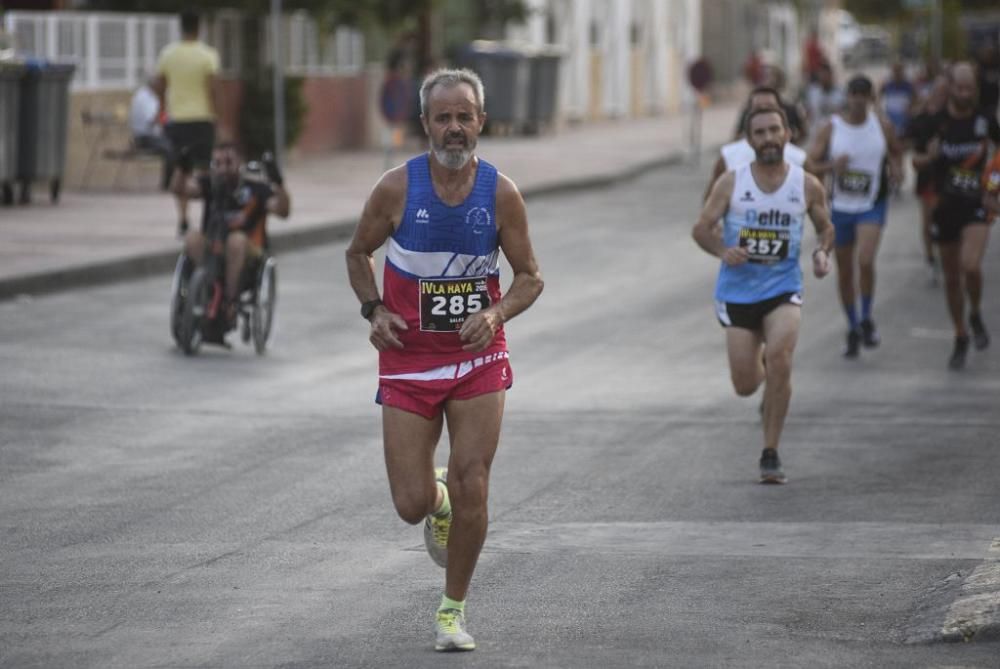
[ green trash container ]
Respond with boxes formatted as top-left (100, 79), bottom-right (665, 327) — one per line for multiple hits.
top-left (17, 61), bottom-right (76, 204)
top-left (0, 62), bottom-right (24, 205)
top-left (525, 47), bottom-right (562, 134)
top-left (459, 41), bottom-right (529, 134)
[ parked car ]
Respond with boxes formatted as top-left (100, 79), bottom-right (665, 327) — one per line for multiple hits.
top-left (836, 9), bottom-right (862, 61)
top-left (853, 26), bottom-right (892, 66)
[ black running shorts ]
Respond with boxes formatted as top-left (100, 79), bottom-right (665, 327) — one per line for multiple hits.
top-left (164, 120), bottom-right (215, 169)
top-left (716, 292), bottom-right (802, 331)
top-left (932, 196), bottom-right (989, 244)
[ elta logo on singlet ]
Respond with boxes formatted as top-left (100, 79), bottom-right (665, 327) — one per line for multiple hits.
top-left (740, 191), bottom-right (755, 202)
top-left (745, 209), bottom-right (792, 226)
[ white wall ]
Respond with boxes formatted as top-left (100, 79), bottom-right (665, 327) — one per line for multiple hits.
top-left (506, 0), bottom-right (703, 122)
top-left (761, 3), bottom-right (801, 93)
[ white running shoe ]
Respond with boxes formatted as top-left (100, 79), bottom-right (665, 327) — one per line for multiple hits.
top-left (435, 608), bottom-right (476, 652)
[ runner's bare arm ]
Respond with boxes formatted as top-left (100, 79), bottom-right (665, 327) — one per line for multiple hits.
top-left (804, 172), bottom-right (833, 278)
top-left (911, 131), bottom-right (939, 171)
top-left (878, 114), bottom-right (904, 183)
top-left (806, 120), bottom-right (842, 176)
top-left (152, 74), bottom-right (166, 109)
top-left (794, 102), bottom-right (811, 145)
top-left (692, 171), bottom-right (746, 266)
top-left (459, 174), bottom-right (544, 352)
top-left (266, 184), bottom-right (291, 218)
top-left (703, 155), bottom-right (727, 202)
top-left (345, 167), bottom-right (409, 350)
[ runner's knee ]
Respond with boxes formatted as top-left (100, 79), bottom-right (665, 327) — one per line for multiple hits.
top-left (764, 348), bottom-right (793, 381)
top-left (392, 489), bottom-right (435, 525)
top-left (226, 231), bottom-right (247, 255)
top-left (961, 258), bottom-right (981, 276)
top-left (731, 372), bottom-right (761, 397)
top-left (448, 462), bottom-right (490, 511)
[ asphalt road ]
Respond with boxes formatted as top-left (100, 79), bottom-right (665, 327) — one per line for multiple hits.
top-left (2, 157), bottom-right (999, 668)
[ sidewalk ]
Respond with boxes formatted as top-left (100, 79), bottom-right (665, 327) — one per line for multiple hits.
top-left (0, 102), bottom-right (740, 300)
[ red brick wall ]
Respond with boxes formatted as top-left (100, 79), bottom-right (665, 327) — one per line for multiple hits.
top-left (209, 74), bottom-right (368, 153)
top-left (216, 78), bottom-right (245, 142)
top-left (296, 75), bottom-right (369, 153)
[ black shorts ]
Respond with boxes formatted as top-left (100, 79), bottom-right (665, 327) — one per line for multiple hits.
top-left (931, 196), bottom-right (989, 244)
top-left (716, 292), bottom-right (802, 331)
top-left (164, 121), bottom-right (215, 169)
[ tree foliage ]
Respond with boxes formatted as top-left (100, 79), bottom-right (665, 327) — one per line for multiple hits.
top-left (239, 69), bottom-right (305, 158)
top-left (844, 0), bottom-right (1000, 23)
top-left (81, 0), bottom-right (436, 27)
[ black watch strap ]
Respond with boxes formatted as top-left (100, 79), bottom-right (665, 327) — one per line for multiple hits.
top-left (360, 298), bottom-right (383, 320)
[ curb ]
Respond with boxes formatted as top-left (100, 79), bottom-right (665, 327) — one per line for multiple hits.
top-left (903, 558), bottom-right (1000, 645)
top-left (0, 150), bottom-right (687, 302)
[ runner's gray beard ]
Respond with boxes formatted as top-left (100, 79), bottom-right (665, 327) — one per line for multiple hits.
top-left (432, 146), bottom-right (473, 169)
top-left (431, 136), bottom-right (476, 170)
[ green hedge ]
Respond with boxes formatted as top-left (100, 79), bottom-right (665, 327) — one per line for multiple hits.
top-left (239, 69), bottom-right (307, 159)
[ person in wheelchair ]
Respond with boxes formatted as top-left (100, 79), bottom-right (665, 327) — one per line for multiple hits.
top-left (172, 142), bottom-right (290, 333)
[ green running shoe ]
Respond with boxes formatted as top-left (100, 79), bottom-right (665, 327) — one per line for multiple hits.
top-left (423, 467), bottom-right (450, 568)
top-left (435, 608), bottom-right (476, 652)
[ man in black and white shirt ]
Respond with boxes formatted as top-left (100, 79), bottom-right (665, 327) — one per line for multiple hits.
top-left (913, 62), bottom-right (1000, 369)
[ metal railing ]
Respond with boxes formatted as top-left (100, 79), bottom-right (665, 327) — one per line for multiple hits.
top-left (269, 11), bottom-right (365, 76)
top-left (3, 10), bottom-right (365, 91)
top-left (3, 11), bottom-right (180, 91)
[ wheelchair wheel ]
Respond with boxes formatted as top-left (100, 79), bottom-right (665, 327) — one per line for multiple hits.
top-left (179, 267), bottom-right (209, 356)
top-left (251, 257), bottom-right (277, 355)
top-left (169, 254), bottom-right (191, 347)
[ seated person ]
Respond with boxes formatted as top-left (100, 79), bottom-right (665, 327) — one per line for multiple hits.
top-left (172, 143), bottom-right (291, 329)
top-left (129, 78), bottom-right (172, 189)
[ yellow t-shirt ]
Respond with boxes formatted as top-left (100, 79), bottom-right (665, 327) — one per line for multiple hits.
top-left (156, 40), bottom-right (220, 122)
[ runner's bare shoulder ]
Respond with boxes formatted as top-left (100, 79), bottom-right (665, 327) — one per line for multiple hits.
top-left (709, 170), bottom-right (736, 199)
top-left (366, 163), bottom-right (408, 225)
top-left (803, 170), bottom-right (826, 202)
top-left (494, 171), bottom-right (526, 229)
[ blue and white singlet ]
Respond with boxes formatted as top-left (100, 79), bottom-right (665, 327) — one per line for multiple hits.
top-left (715, 163), bottom-right (807, 304)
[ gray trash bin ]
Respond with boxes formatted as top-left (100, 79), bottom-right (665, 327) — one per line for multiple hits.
top-left (459, 41), bottom-right (529, 134)
top-left (0, 62), bottom-right (25, 205)
top-left (17, 61), bottom-right (76, 204)
top-left (525, 47), bottom-right (561, 134)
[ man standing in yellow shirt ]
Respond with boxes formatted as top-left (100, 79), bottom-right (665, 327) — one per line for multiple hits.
top-left (155, 10), bottom-right (221, 237)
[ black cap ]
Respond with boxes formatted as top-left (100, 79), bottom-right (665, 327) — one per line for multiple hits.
top-left (846, 75), bottom-right (873, 96)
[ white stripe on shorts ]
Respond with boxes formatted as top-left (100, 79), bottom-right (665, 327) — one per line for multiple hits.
top-left (714, 300), bottom-right (732, 326)
top-left (380, 351), bottom-right (510, 382)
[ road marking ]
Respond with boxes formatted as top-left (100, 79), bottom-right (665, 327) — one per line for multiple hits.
top-left (909, 327), bottom-right (957, 340)
top-left (472, 521), bottom-right (1000, 561)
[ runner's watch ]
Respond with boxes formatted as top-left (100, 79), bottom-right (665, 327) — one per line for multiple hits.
top-left (360, 299), bottom-right (383, 321)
